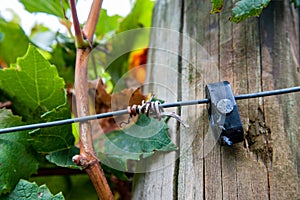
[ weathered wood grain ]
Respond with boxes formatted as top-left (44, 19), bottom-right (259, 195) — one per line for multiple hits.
top-left (260, 1), bottom-right (300, 199)
top-left (132, 0), bottom-right (300, 199)
top-left (132, 1), bottom-right (183, 199)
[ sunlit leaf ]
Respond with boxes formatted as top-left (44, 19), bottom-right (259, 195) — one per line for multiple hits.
top-left (0, 45), bottom-right (74, 153)
top-left (96, 9), bottom-right (122, 40)
top-left (0, 109), bottom-right (39, 195)
top-left (19, 0), bottom-right (69, 18)
top-left (1, 179), bottom-right (64, 200)
top-left (0, 18), bottom-right (29, 66)
top-left (0, 45), bottom-right (66, 119)
top-left (118, 0), bottom-right (154, 31)
top-left (230, 0), bottom-right (270, 23)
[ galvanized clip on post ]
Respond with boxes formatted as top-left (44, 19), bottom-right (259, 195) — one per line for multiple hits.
top-left (205, 81), bottom-right (244, 146)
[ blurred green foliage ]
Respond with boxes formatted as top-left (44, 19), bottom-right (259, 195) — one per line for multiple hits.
top-left (0, 0), bottom-right (155, 199)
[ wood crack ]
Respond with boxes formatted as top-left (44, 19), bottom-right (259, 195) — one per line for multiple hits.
top-left (245, 108), bottom-right (273, 167)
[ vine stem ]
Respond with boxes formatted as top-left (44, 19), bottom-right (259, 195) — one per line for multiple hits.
top-left (70, 0), bottom-right (114, 199)
top-left (70, 0), bottom-right (85, 48)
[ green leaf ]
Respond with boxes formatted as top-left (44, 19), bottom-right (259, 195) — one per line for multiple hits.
top-left (0, 109), bottom-right (39, 195)
top-left (95, 114), bottom-right (177, 171)
top-left (46, 146), bottom-right (80, 169)
top-left (210, 0), bottom-right (224, 14)
top-left (49, 38), bottom-right (76, 84)
top-left (19, 0), bottom-right (69, 18)
top-left (29, 175), bottom-right (98, 200)
top-left (0, 19), bottom-right (30, 66)
top-left (29, 105), bottom-right (74, 153)
top-left (0, 45), bottom-right (74, 153)
top-left (118, 0), bottom-right (154, 31)
top-left (230, 0), bottom-right (270, 23)
top-left (106, 0), bottom-right (154, 84)
top-left (96, 9), bottom-right (122, 40)
top-left (45, 146), bottom-right (128, 180)
top-left (106, 28), bottom-right (151, 85)
top-left (0, 45), bottom-right (66, 119)
top-left (0, 179), bottom-right (64, 200)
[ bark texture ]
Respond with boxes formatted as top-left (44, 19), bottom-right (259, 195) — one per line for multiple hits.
top-left (132, 0), bottom-right (300, 199)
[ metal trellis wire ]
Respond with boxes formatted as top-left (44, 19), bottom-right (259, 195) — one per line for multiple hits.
top-left (0, 85), bottom-right (300, 134)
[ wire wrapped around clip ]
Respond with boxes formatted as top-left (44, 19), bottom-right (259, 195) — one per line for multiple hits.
top-left (127, 99), bottom-right (189, 127)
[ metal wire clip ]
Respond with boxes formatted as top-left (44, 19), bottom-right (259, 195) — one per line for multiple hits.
top-left (206, 81), bottom-right (244, 146)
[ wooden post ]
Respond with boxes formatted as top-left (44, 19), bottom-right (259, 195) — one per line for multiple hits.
top-left (132, 0), bottom-right (300, 199)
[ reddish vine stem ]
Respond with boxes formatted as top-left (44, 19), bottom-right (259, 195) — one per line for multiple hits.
top-left (83, 0), bottom-right (102, 42)
top-left (70, 0), bottom-right (113, 199)
top-left (69, 0), bottom-right (85, 48)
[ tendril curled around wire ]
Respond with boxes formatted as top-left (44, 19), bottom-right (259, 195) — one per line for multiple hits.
top-left (123, 99), bottom-right (189, 128)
